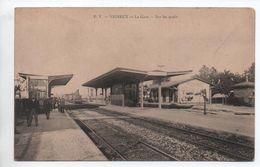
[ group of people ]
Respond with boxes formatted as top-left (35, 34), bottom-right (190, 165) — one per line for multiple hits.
top-left (57, 97), bottom-right (66, 113)
top-left (26, 96), bottom-right (55, 127)
top-left (26, 96), bottom-right (67, 127)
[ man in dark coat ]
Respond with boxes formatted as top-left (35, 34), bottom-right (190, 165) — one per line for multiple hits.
top-left (27, 96), bottom-right (40, 127)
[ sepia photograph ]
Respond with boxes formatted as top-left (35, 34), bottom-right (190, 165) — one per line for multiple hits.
top-left (14, 8), bottom-right (255, 161)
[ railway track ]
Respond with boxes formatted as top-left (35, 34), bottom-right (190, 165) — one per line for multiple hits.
top-left (87, 108), bottom-right (254, 161)
top-left (126, 116), bottom-right (254, 161)
top-left (67, 108), bottom-right (254, 161)
top-left (73, 118), bottom-right (179, 161)
top-left (74, 119), bottom-right (126, 160)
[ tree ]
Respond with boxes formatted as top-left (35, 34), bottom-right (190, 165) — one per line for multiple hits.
top-left (244, 62), bottom-right (255, 82)
top-left (196, 65), bottom-right (244, 95)
top-left (14, 75), bottom-right (26, 98)
top-left (196, 65), bottom-right (219, 84)
top-left (14, 75), bottom-right (26, 133)
top-left (213, 70), bottom-right (243, 95)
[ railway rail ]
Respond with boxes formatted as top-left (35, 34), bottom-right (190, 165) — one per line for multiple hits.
top-left (73, 118), bottom-right (179, 161)
top-left (74, 119), bottom-right (126, 160)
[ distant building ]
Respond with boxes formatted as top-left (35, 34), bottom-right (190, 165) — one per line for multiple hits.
top-left (148, 76), bottom-right (213, 104)
top-left (63, 89), bottom-right (82, 103)
top-left (212, 93), bottom-right (227, 104)
top-left (63, 93), bottom-right (73, 101)
top-left (229, 77), bottom-right (254, 106)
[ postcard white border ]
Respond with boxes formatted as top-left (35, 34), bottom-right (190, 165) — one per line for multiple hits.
top-left (0, 1), bottom-right (259, 167)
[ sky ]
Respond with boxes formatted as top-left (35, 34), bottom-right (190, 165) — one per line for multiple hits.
top-left (15, 8), bottom-right (255, 96)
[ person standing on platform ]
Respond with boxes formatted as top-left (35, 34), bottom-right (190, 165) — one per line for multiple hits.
top-left (52, 97), bottom-right (57, 110)
top-left (57, 98), bottom-right (61, 112)
top-left (44, 98), bottom-right (52, 119)
top-left (200, 89), bottom-right (208, 115)
top-left (61, 98), bottom-right (65, 113)
top-left (27, 96), bottom-right (39, 127)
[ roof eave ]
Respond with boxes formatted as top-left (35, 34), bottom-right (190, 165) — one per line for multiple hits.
top-left (82, 67), bottom-right (147, 87)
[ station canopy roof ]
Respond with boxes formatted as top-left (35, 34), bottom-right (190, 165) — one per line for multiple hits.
top-left (19, 73), bottom-right (73, 87)
top-left (82, 67), bottom-right (192, 88)
top-left (48, 74), bottom-right (73, 87)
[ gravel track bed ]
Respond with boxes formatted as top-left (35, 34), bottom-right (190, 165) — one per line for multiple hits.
top-left (118, 117), bottom-right (254, 160)
top-left (99, 117), bottom-right (233, 161)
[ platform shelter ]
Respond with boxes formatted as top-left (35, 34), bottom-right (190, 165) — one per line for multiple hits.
top-left (18, 73), bottom-right (73, 98)
top-left (82, 67), bottom-right (191, 109)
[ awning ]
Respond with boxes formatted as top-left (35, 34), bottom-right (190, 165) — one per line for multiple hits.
top-left (48, 74), bottom-right (73, 87)
top-left (212, 93), bottom-right (227, 98)
top-left (232, 81), bottom-right (254, 89)
top-left (18, 73), bottom-right (73, 87)
top-left (82, 67), bottom-right (192, 88)
top-left (19, 73), bottom-right (48, 80)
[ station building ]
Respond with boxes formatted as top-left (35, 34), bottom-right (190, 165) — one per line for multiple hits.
top-left (148, 76), bottom-right (213, 104)
top-left (230, 77), bottom-right (254, 106)
top-left (82, 67), bottom-right (192, 109)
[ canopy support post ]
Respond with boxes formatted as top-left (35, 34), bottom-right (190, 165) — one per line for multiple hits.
top-left (158, 79), bottom-right (162, 109)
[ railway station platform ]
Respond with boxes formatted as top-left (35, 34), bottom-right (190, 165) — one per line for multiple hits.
top-left (100, 104), bottom-right (254, 138)
top-left (15, 109), bottom-right (107, 160)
